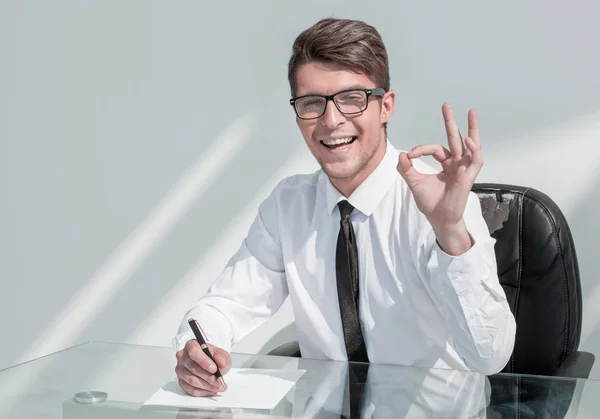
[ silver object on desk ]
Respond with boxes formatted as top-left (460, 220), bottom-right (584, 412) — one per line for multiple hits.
top-left (73, 390), bottom-right (108, 404)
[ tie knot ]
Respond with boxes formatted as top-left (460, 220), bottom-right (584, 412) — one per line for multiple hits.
top-left (338, 200), bottom-right (354, 220)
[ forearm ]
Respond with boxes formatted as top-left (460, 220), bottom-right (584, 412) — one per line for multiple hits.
top-left (173, 262), bottom-right (288, 353)
top-left (174, 190), bottom-right (289, 353)
top-left (414, 192), bottom-right (516, 374)
top-left (431, 219), bottom-right (472, 257)
top-left (424, 235), bottom-right (516, 375)
top-left (173, 241), bottom-right (289, 352)
top-left (448, 293), bottom-right (515, 375)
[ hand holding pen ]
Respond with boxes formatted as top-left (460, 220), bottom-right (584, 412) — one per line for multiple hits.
top-left (175, 318), bottom-right (232, 397)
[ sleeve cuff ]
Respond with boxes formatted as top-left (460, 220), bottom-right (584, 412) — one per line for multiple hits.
top-left (172, 331), bottom-right (195, 352)
top-left (433, 233), bottom-right (492, 294)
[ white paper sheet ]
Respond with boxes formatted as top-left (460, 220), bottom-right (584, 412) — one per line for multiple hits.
top-left (143, 368), bottom-right (306, 410)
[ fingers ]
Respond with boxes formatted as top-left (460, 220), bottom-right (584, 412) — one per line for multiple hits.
top-left (185, 340), bottom-right (219, 374)
top-left (467, 109), bottom-right (480, 148)
top-left (178, 377), bottom-right (219, 397)
top-left (442, 103), bottom-right (463, 157)
top-left (464, 136), bottom-right (483, 178)
top-left (176, 362), bottom-right (221, 395)
top-left (175, 348), bottom-right (222, 393)
top-left (180, 352), bottom-right (223, 389)
top-left (175, 340), bottom-right (232, 397)
top-left (212, 346), bottom-right (233, 375)
top-left (407, 143), bottom-right (451, 164)
top-left (397, 152), bottom-right (424, 185)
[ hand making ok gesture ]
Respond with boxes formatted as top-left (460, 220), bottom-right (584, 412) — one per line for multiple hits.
top-left (397, 103), bottom-right (483, 255)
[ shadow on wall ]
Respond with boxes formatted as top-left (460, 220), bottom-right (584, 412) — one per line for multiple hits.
top-left (1, 0), bottom-right (304, 369)
top-left (571, 172), bottom-right (600, 355)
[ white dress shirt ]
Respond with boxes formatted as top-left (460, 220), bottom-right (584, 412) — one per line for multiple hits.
top-left (173, 140), bottom-right (516, 375)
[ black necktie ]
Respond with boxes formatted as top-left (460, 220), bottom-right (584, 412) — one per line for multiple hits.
top-left (336, 200), bottom-right (369, 362)
top-left (336, 201), bottom-right (370, 419)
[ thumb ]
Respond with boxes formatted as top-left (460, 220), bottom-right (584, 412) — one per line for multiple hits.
top-left (210, 346), bottom-right (232, 374)
top-left (397, 152), bottom-right (422, 187)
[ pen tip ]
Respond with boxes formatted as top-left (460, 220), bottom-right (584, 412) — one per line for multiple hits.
top-left (217, 377), bottom-right (227, 391)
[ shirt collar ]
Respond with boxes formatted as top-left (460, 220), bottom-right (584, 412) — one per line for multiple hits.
top-left (323, 139), bottom-right (399, 217)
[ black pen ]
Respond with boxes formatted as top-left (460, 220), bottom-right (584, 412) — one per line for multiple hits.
top-left (188, 318), bottom-right (228, 391)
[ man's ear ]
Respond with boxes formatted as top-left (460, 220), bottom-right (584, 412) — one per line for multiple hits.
top-left (381, 90), bottom-right (396, 123)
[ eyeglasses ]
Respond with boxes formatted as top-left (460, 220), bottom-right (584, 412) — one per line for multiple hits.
top-left (289, 87), bottom-right (386, 120)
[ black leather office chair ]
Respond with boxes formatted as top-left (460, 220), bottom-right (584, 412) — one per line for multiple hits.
top-left (473, 183), bottom-right (593, 378)
top-left (268, 183), bottom-right (594, 378)
top-left (474, 184), bottom-right (594, 418)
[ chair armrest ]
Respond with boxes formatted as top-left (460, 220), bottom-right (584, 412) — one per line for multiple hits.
top-left (267, 341), bottom-right (301, 358)
top-left (555, 351), bottom-right (595, 379)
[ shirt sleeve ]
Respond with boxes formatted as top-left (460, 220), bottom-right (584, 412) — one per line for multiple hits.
top-left (415, 191), bottom-right (516, 375)
top-left (172, 183), bottom-right (289, 353)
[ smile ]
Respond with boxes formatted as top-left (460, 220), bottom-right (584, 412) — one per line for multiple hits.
top-left (320, 136), bottom-right (357, 149)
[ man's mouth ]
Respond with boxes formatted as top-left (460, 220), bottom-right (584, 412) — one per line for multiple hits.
top-left (320, 136), bottom-right (357, 150)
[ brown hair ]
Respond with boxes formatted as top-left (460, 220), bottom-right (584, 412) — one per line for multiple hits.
top-left (287, 18), bottom-right (390, 97)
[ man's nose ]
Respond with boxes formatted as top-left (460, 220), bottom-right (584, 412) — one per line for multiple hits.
top-left (320, 100), bottom-right (346, 129)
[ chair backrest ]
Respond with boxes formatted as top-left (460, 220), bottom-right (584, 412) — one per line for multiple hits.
top-left (472, 183), bottom-right (583, 376)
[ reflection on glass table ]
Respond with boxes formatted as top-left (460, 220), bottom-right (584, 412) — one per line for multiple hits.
top-left (0, 341), bottom-right (597, 418)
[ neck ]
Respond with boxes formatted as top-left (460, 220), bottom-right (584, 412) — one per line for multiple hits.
top-left (330, 137), bottom-right (387, 197)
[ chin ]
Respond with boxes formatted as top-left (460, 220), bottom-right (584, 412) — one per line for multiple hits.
top-left (321, 162), bottom-right (360, 180)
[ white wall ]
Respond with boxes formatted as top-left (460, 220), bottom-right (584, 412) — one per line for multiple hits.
top-left (2, 0), bottom-right (600, 378)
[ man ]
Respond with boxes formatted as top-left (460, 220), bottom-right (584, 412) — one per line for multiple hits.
top-left (173, 17), bottom-right (516, 397)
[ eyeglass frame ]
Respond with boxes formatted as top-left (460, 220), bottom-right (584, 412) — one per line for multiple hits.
top-left (289, 87), bottom-right (387, 120)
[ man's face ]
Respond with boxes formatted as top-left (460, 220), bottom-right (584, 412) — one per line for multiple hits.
top-left (293, 61), bottom-right (395, 184)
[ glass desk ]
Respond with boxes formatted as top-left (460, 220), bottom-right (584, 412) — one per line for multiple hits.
top-left (0, 341), bottom-right (597, 418)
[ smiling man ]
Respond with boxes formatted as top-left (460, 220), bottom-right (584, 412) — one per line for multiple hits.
top-left (173, 17), bottom-right (516, 397)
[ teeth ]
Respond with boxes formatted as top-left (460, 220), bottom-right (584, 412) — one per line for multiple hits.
top-left (322, 137), bottom-right (354, 146)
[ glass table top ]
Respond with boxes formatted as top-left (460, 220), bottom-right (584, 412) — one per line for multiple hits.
top-left (0, 341), bottom-right (598, 418)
